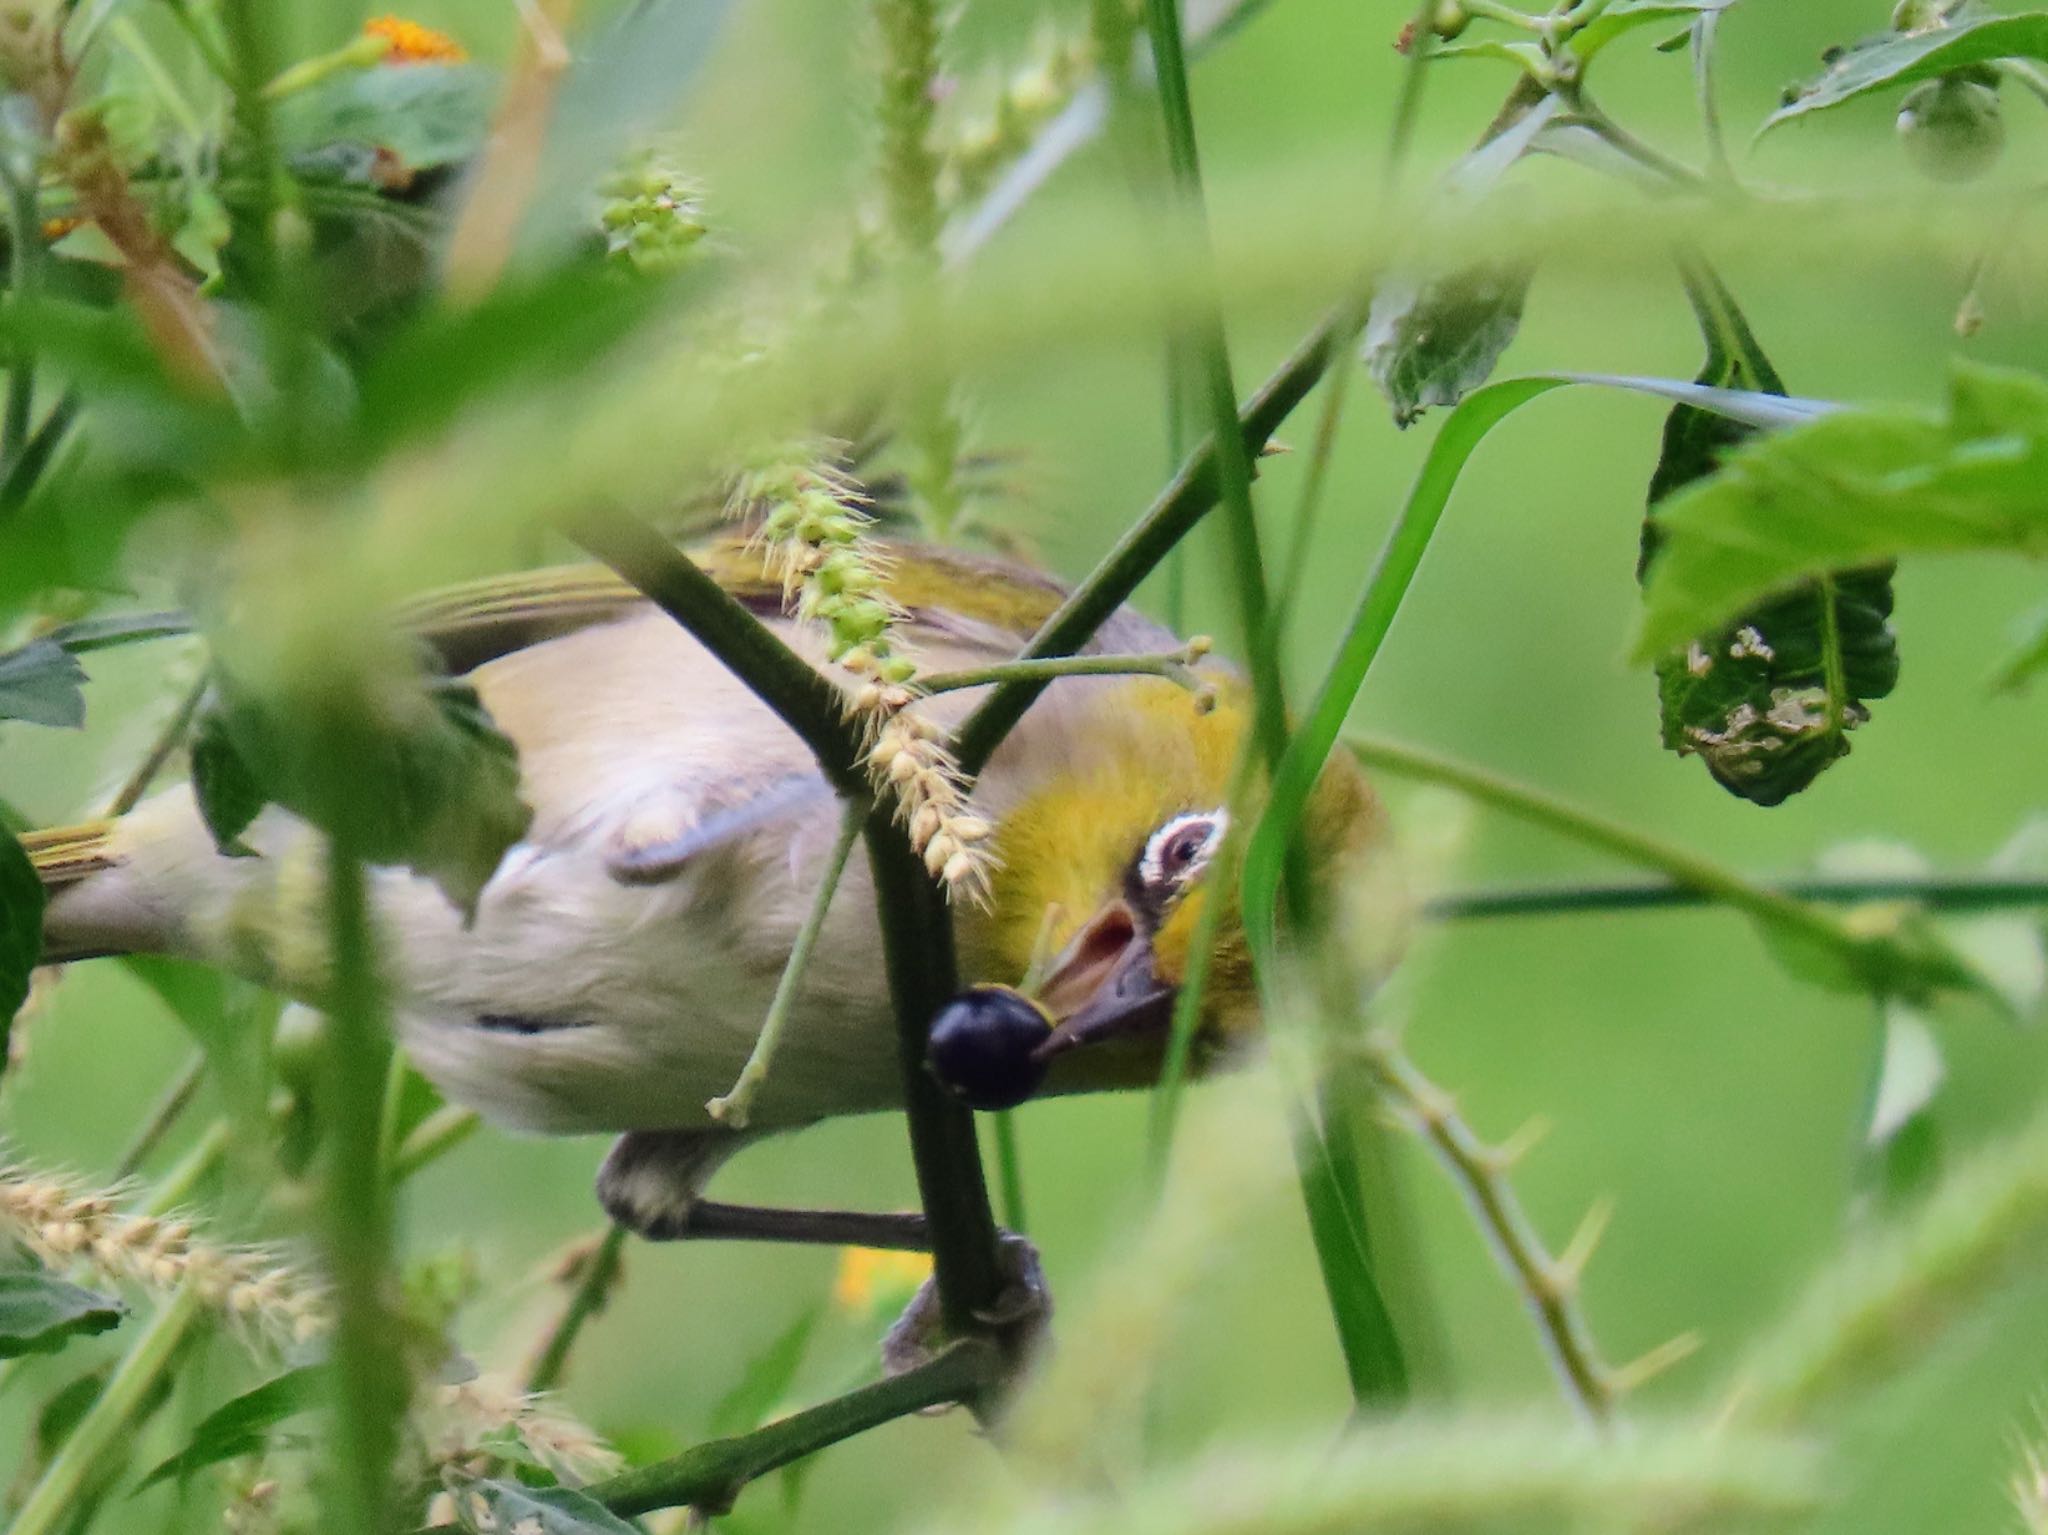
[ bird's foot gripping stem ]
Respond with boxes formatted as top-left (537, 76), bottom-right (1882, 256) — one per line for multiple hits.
top-left (881, 1230), bottom-right (1050, 1385)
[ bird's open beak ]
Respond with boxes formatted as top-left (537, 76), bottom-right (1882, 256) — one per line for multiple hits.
top-left (1029, 900), bottom-right (1174, 1062)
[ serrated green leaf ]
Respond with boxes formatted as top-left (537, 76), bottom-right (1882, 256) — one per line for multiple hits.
top-left (1570, 0), bottom-right (1737, 61)
top-left (1636, 361), bottom-right (2048, 661)
top-left (1361, 95), bottom-right (1558, 425)
top-left (1764, 14), bottom-right (2048, 132)
top-left (0, 638), bottom-right (87, 728)
top-left (134, 1365), bottom-right (323, 1492)
top-left (455, 1480), bottom-right (640, 1535)
top-left (0, 1272), bottom-right (125, 1359)
top-left (1364, 262), bottom-right (1533, 428)
top-left (1, 828), bottom-right (44, 1054)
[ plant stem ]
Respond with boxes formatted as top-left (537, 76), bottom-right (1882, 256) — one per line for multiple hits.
top-left (2, 163), bottom-right (40, 475)
top-left (591, 1340), bottom-right (1001, 1517)
top-left (954, 313), bottom-right (1340, 777)
top-left (709, 797), bottom-right (866, 1127)
top-left (103, 672), bottom-right (207, 818)
top-left (114, 1051), bottom-right (208, 1180)
top-left (320, 846), bottom-right (407, 1535)
top-left (525, 1224), bottom-right (628, 1394)
top-left (1429, 874), bottom-right (2048, 921)
top-left (388, 1105), bottom-right (480, 1185)
top-left (874, 0), bottom-right (968, 538)
top-left (566, 506), bottom-right (866, 792)
top-left (918, 645), bottom-right (1208, 697)
top-left (991, 1112), bottom-right (1028, 1234)
top-left (1346, 734), bottom-right (1865, 960)
top-left (567, 504), bottom-right (1008, 1347)
top-left (7, 1284), bottom-right (204, 1535)
top-left (863, 813), bottom-right (1008, 1341)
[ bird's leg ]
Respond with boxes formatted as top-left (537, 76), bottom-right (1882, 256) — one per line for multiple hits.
top-left (599, 1128), bottom-right (1053, 1374)
top-left (596, 1128), bottom-right (931, 1250)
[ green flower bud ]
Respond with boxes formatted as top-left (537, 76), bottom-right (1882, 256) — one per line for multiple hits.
top-left (1897, 75), bottom-right (2004, 182)
top-left (1432, 1), bottom-right (1469, 39)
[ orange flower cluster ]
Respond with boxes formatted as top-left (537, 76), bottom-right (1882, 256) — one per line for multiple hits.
top-left (363, 15), bottom-right (467, 65)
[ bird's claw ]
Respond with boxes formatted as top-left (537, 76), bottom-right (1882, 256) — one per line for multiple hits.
top-left (881, 1231), bottom-right (1050, 1389)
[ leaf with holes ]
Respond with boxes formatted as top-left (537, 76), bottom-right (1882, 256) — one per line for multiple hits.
top-left (1764, 12), bottom-right (2048, 132)
top-left (1641, 272), bottom-right (1899, 806)
top-left (0, 1273), bottom-right (125, 1359)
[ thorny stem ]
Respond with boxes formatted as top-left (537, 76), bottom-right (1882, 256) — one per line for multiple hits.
top-left (1430, 874), bottom-right (2048, 921)
top-left (709, 796), bottom-right (867, 1127)
top-left (525, 1224), bottom-right (628, 1394)
top-left (7, 1284), bottom-right (205, 1535)
top-left (590, 1341), bottom-right (1001, 1517)
top-left (1357, 1033), bottom-right (1695, 1421)
top-left (915, 642), bottom-right (1212, 698)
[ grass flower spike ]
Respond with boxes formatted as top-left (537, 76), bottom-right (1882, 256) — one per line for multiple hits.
top-left (0, 1163), bottom-right (328, 1344)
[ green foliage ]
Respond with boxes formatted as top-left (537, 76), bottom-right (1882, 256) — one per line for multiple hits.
top-left (274, 64), bottom-right (495, 186)
top-left (134, 1366), bottom-right (323, 1491)
top-left (201, 667), bottom-right (532, 915)
top-left (0, 639), bottom-right (87, 728)
top-left (0, 827), bottom-right (44, 1046)
top-left (188, 702), bottom-right (266, 856)
top-left (1568, 0), bottom-right (1737, 62)
top-left (1641, 278), bottom-right (1899, 807)
top-left (0, 1273), bottom-right (125, 1359)
top-left (1764, 11), bottom-right (2048, 131)
top-left (1636, 362), bottom-right (2048, 662)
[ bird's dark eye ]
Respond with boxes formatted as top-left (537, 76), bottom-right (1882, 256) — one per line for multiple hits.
top-left (1139, 811), bottom-right (1227, 892)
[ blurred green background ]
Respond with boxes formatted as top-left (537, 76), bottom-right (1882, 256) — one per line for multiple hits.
top-left (7, 1), bottom-right (2048, 1530)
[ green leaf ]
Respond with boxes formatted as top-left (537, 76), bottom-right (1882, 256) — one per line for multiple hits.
top-left (189, 702), bottom-right (267, 857)
top-left (1, 828), bottom-right (44, 1052)
top-left (1989, 597), bottom-right (2048, 691)
top-left (1361, 95), bottom-right (1559, 425)
top-left (209, 662), bottom-right (532, 917)
top-left (1635, 361), bottom-right (2048, 662)
top-left (1640, 272), bottom-right (1899, 806)
top-left (1863, 1001), bottom-right (1945, 1210)
top-left (134, 1365), bottom-right (323, 1492)
top-left (0, 638), bottom-right (88, 728)
top-left (0, 1272), bottom-right (125, 1358)
top-left (1570, 0), bottom-right (1737, 62)
top-left (276, 63), bottom-right (495, 184)
top-left (1364, 262), bottom-right (1534, 428)
top-left (1763, 13), bottom-right (2048, 132)
top-left (708, 1305), bottom-right (821, 1436)
top-left (454, 1481), bottom-right (640, 1535)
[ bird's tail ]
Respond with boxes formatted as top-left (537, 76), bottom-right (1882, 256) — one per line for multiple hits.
top-left (21, 820), bottom-right (121, 893)
top-left (21, 820), bottom-right (127, 962)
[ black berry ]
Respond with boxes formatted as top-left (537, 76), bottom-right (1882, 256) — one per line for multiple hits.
top-left (926, 986), bottom-right (1053, 1111)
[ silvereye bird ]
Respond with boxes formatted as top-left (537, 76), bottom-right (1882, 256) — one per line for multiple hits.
top-left (26, 540), bottom-right (1382, 1247)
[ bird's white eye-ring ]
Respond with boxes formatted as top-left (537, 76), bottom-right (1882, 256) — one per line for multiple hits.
top-left (1140, 810), bottom-right (1228, 891)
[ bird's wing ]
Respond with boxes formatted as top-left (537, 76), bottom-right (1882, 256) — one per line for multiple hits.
top-left (393, 537), bottom-right (1169, 673)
